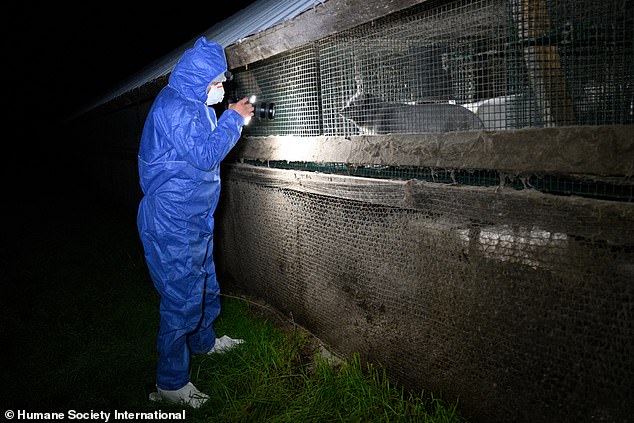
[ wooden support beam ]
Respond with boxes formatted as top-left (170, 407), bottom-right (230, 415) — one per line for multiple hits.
top-left (512, 0), bottom-right (575, 126)
top-left (225, 0), bottom-right (428, 68)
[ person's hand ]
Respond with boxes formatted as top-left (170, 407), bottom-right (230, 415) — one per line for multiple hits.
top-left (228, 98), bottom-right (254, 121)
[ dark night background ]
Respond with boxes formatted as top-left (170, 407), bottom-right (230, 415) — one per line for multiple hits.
top-left (6, 2), bottom-right (258, 126)
top-left (3, 2), bottom-right (258, 312)
top-left (4, 2), bottom-right (257, 218)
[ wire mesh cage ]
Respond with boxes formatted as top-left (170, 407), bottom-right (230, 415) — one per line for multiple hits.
top-left (228, 0), bottom-right (633, 136)
top-left (321, 0), bottom-right (515, 134)
top-left (217, 163), bottom-right (634, 422)
top-left (227, 45), bottom-right (322, 136)
top-left (215, 2), bottom-right (634, 418)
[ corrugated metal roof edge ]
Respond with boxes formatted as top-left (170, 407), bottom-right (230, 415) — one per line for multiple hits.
top-left (70, 0), bottom-right (325, 120)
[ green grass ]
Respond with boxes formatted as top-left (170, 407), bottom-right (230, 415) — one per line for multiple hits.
top-left (4, 199), bottom-right (465, 422)
top-left (192, 298), bottom-right (463, 423)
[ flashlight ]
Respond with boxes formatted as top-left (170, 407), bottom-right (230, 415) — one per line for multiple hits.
top-left (244, 95), bottom-right (275, 125)
top-left (244, 95), bottom-right (256, 125)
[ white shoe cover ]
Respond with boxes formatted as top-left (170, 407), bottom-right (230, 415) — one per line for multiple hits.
top-left (149, 382), bottom-right (209, 408)
top-left (207, 335), bottom-right (245, 354)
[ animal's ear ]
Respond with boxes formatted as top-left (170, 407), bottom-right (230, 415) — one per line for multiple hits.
top-left (353, 63), bottom-right (364, 94)
top-left (354, 75), bottom-right (364, 94)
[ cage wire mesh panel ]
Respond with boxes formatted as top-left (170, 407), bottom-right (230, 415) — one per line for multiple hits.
top-left (321, 0), bottom-right (634, 135)
top-left (217, 1), bottom-right (634, 421)
top-left (511, 0), bottom-right (634, 127)
top-left (230, 0), bottom-right (633, 136)
top-left (79, 1), bottom-right (634, 420)
top-left (227, 44), bottom-right (321, 136)
top-left (321, 0), bottom-right (512, 134)
top-left (216, 165), bottom-right (634, 423)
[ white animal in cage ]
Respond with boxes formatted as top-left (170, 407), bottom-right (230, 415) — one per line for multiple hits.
top-left (339, 89), bottom-right (484, 135)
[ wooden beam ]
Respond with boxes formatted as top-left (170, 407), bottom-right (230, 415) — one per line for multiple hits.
top-left (512, 0), bottom-right (575, 126)
top-left (225, 0), bottom-right (428, 68)
top-left (228, 126), bottom-right (634, 176)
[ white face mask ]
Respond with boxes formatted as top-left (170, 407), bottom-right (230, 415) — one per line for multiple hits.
top-left (206, 84), bottom-right (225, 106)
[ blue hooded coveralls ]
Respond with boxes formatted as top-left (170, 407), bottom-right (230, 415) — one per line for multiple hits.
top-left (137, 37), bottom-right (244, 391)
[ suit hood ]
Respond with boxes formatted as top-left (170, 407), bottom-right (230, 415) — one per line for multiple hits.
top-left (168, 37), bottom-right (227, 103)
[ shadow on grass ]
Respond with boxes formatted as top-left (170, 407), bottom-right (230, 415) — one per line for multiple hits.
top-left (3, 195), bottom-right (159, 411)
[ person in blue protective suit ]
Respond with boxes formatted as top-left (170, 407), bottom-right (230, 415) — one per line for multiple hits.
top-left (137, 36), bottom-right (254, 409)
